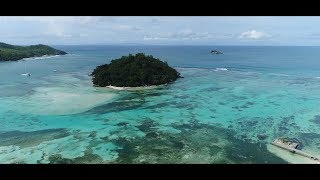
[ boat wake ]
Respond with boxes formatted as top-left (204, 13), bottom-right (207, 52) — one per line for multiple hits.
top-left (214, 68), bottom-right (228, 71)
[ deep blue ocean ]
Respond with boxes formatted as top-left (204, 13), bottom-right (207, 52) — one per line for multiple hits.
top-left (1, 45), bottom-right (320, 163)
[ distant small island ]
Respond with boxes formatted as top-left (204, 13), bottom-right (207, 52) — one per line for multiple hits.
top-left (91, 53), bottom-right (181, 87)
top-left (211, 50), bottom-right (223, 54)
top-left (0, 42), bottom-right (67, 61)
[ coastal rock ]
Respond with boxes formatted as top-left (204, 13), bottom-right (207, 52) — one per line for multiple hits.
top-left (211, 50), bottom-right (223, 54)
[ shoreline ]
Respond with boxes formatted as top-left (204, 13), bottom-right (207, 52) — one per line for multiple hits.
top-left (106, 84), bottom-right (163, 91)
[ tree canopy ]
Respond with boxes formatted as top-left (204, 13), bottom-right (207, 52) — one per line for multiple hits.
top-left (0, 42), bottom-right (67, 61)
top-left (91, 53), bottom-right (181, 87)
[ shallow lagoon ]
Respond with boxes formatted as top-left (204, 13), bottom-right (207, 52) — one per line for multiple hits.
top-left (1, 46), bottom-right (320, 163)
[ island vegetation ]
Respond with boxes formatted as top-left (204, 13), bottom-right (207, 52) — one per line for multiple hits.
top-left (91, 53), bottom-right (181, 87)
top-left (0, 42), bottom-right (67, 61)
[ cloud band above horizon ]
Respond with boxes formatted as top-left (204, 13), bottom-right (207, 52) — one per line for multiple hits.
top-left (0, 16), bottom-right (319, 45)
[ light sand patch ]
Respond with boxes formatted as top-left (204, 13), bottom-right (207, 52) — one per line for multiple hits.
top-left (266, 144), bottom-right (320, 164)
top-left (0, 135), bottom-right (92, 163)
top-left (15, 86), bottom-right (117, 115)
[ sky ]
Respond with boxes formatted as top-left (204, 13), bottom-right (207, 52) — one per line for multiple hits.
top-left (1, 16), bottom-right (320, 46)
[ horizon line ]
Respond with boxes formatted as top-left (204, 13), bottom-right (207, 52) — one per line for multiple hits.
top-left (48, 44), bottom-right (320, 47)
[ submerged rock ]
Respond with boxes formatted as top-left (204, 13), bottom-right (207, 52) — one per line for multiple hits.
top-left (311, 115), bottom-right (320, 125)
top-left (211, 50), bottom-right (223, 54)
top-left (117, 122), bottom-right (129, 127)
top-left (257, 134), bottom-right (268, 140)
top-left (88, 131), bottom-right (97, 138)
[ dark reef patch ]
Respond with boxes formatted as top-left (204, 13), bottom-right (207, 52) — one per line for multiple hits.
top-left (224, 141), bottom-right (286, 163)
top-left (88, 131), bottom-right (97, 138)
top-left (142, 102), bottom-right (174, 110)
top-left (110, 137), bottom-right (140, 163)
top-left (145, 132), bottom-right (160, 139)
top-left (246, 121), bottom-right (258, 127)
top-left (200, 86), bottom-right (225, 92)
top-left (48, 150), bottom-right (104, 164)
top-left (173, 95), bottom-right (190, 99)
top-left (116, 122), bottom-right (129, 127)
top-left (237, 120), bottom-right (258, 127)
top-left (310, 115), bottom-right (320, 125)
top-left (109, 120), bottom-right (287, 163)
top-left (136, 119), bottom-right (159, 133)
top-left (257, 134), bottom-right (268, 140)
top-left (85, 90), bottom-right (179, 114)
top-left (86, 100), bottom-right (145, 114)
top-left (282, 115), bottom-right (295, 123)
top-left (175, 102), bottom-right (197, 110)
top-left (298, 132), bottom-right (320, 147)
top-left (278, 115), bottom-right (299, 136)
top-left (231, 95), bottom-right (248, 100)
top-left (239, 101), bottom-right (255, 109)
top-left (227, 125), bottom-right (233, 129)
top-left (232, 117), bottom-right (274, 142)
top-left (268, 101), bottom-right (280, 106)
top-left (218, 102), bottom-right (227, 105)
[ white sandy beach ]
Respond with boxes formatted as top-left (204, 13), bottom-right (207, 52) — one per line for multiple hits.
top-left (106, 85), bottom-right (163, 91)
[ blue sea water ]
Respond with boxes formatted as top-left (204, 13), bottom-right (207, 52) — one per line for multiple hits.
top-left (1, 45), bottom-right (320, 163)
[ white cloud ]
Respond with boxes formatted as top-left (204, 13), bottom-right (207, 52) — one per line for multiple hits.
top-left (151, 18), bottom-right (160, 23)
top-left (239, 30), bottom-right (271, 40)
top-left (143, 29), bottom-right (233, 41)
top-left (45, 19), bottom-right (66, 38)
top-left (3, 16), bottom-right (113, 25)
top-left (143, 36), bottom-right (167, 40)
top-left (0, 17), bottom-right (293, 45)
top-left (110, 24), bottom-right (141, 31)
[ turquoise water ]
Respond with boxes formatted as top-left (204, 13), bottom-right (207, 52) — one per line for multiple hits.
top-left (1, 45), bottom-right (320, 163)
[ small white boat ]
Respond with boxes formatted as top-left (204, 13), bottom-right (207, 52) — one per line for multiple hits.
top-left (21, 62), bottom-right (31, 76)
top-left (53, 70), bottom-right (57, 72)
top-left (21, 73), bottom-right (31, 76)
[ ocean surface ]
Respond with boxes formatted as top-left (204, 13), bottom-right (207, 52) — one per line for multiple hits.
top-left (1, 45), bottom-right (320, 164)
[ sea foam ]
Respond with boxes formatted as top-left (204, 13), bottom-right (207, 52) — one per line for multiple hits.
top-left (22, 55), bottom-right (60, 61)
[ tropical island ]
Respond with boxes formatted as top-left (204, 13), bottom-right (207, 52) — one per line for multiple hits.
top-left (0, 42), bottom-right (67, 61)
top-left (91, 53), bottom-right (181, 87)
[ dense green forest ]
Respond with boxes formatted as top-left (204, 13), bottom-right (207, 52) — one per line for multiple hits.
top-left (91, 53), bottom-right (181, 87)
top-left (0, 42), bottom-right (67, 61)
